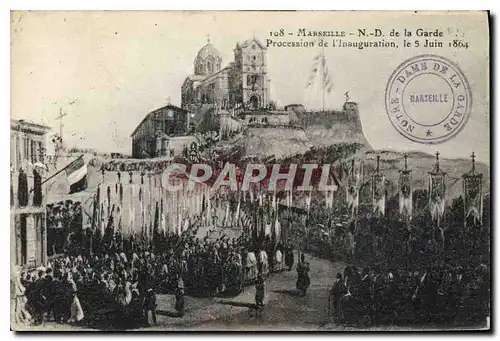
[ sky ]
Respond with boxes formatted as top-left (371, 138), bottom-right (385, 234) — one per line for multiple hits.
top-left (11, 11), bottom-right (489, 163)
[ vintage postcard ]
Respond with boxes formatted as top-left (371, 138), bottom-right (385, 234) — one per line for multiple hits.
top-left (10, 11), bottom-right (490, 331)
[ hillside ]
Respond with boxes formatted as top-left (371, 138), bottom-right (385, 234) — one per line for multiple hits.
top-left (353, 150), bottom-right (490, 201)
top-left (299, 109), bottom-right (372, 151)
top-left (44, 141), bottom-right (489, 208)
top-left (240, 126), bottom-right (312, 159)
top-left (304, 120), bottom-right (371, 151)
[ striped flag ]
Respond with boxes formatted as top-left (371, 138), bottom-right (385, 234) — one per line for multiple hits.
top-left (65, 156), bottom-right (88, 194)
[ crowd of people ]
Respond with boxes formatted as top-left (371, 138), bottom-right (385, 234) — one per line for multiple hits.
top-left (12, 214), bottom-right (297, 329)
top-left (46, 200), bottom-right (83, 256)
top-left (329, 263), bottom-right (490, 326)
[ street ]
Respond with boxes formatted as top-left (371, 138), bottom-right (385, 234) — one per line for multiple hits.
top-left (21, 254), bottom-right (348, 331)
top-left (148, 254), bottom-right (347, 331)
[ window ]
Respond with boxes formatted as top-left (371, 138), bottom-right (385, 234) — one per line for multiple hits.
top-left (24, 137), bottom-right (29, 164)
top-left (15, 136), bottom-right (20, 169)
top-left (247, 75), bottom-right (258, 87)
top-left (20, 214), bottom-right (27, 265)
top-left (253, 56), bottom-right (256, 61)
top-left (38, 142), bottom-right (43, 162)
top-left (30, 140), bottom-right (36, 163)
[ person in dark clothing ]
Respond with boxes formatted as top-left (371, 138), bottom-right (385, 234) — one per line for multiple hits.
top-left (255, 272), bottom-right (265, 309)
top-left (422, 272), bottom-right (438, 323)
top-left (17, 168), bottom-right (28, 207)
top-left (296, 253), bottom-right (310, 296)
top-left (175, 278), bottom-right (185, 317)
top-left (33, 168), bottom-right (42, 206)
top-left (144, 288), bottom-right (157, 326)
top-left (285, 245), bottom-right (294, 271)
top-left (358, 267), bottom-right (372, 324)
top-left (32, 270), bottom-right (49, 324)
top-left (51, 271), bottom-right (67, 323)
top-left (329, 273), bottom-right (345, 322)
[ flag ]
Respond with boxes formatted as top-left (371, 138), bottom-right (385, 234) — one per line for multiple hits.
top-left (129, 184), bottom-right (135, 236)
top-left (305, 190), bottom-right (313, 215)
top-left (286, 188), bottom-right (293, 208)
top-left (399, 169), bottom-right (413, 219)
top-left (106, 186), bottom-right (111, 217)
top-left (139, 186), bottom-right (145, 236)
top-left (346, 167), bottom-right (359, 216)
top-left (154, 201), bottom-right (159, 235)
top-left (65, 156), bottom-right (87, 194)
top-left (119, 183), bottom-right (123, 205)
top-left (371, 174), bottom-right (385, 216)
top-left (224, 200), bottom-right (230, 227)
top-left (235, 191), bottom-right (241, 225)
top-left (463, 172), bottom-right (483, 225)
top-left (305, 54), bottom-right (322, 89)
top-left (275, 214), bottom-right (281, 244)
top-left (326, 79), bottom-right (334, 93)
top-left (160, 195), bottom-right (166, 235)
top-left (429, 171), bottom-right (446, 225)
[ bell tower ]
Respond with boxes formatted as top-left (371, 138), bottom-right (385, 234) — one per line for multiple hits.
top-left (236, 38), bottom-right (269, 109)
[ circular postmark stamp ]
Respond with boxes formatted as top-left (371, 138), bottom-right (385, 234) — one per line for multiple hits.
top-left (385, 54), bottom-right (472, 144)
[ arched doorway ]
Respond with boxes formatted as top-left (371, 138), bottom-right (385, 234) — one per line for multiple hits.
top-left (249, 95), bottom-right (259, 109)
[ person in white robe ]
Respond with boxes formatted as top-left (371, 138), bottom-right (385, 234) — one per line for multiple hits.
top-left (12, 266), bottom-right (32, 327)
top-left (66, 272), bottom-right (84, 323)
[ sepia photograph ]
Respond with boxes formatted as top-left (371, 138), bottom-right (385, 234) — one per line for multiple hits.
top-left (9, 10), bottom-right (490, 331)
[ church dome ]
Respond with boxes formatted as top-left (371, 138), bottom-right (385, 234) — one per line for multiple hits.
top-left (194, 40), bottom-right (223, 76)
top-left (196, 43), bottom-right (222, 62)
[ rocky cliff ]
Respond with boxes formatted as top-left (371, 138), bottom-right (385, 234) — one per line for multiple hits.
top-left (296, 102), bottom-right (372, 151)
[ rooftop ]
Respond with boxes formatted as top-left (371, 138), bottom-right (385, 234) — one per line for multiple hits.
top-left (130, 104), bottom-right (189, 137)
top-left (11, 119), bottom-right (51, 135)
top-left (196, 42), bottom-right (222, 61)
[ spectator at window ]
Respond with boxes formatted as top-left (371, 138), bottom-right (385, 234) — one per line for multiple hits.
top-left (33, 168), bottom-right (42, 206)
top-left (18, 168), bottom-right (28, 207)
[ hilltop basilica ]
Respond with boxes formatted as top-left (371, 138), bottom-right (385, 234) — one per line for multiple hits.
top-left (181, 37), bottom-right (271, 111)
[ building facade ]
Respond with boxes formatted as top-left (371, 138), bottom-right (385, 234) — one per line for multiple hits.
top-left (10, 119), bottom-right (50, 268)
top-left (131, 104), bottom-right (195, 159)
top-left (181, 38), bottom-right (270, 112)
